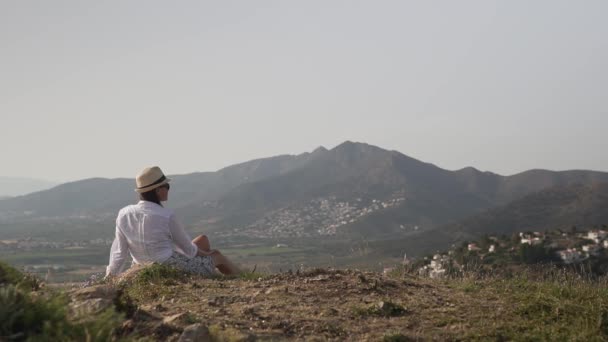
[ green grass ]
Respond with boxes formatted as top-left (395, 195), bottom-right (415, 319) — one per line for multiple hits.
top-left (0, 261), bottom-right (40, 291)
top-left (120, 263), bottom-right (192, 302)
top-left (0, 261), bottom-right (125, 341)
top-left (455, 271), bottom-right (608, 341)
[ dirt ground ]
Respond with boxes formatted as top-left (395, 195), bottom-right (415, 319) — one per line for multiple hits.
top-left (115, 268), bottom-right (507, 341)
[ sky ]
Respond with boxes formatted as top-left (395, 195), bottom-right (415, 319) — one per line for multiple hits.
top-left (1, 1), bottom-right (607, 182)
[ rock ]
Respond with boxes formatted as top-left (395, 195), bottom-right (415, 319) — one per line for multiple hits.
top-left (152, 322), bottom-right (181, 340)
top-left (72, 285), bottom-right (116, 301)
top-left (178, 324), bottom-right (211, 342)
top-left (163, 312), bottom-right (191, 325)
top-left (133, 307), bottom-right (163, 321)
top-left (69, 298), bottom-right (113, 317)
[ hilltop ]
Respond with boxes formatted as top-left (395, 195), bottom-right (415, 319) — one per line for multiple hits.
top-left (6, 261), bottom-right (608, 341)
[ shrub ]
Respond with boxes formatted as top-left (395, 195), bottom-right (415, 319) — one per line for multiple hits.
top-left (0, 261), bottom-right (124, 341)
top-left (0, 261), bottom-right (40, 291)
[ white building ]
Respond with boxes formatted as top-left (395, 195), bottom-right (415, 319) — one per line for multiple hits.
top-left (587, 230), bottom-right (607, 242)
top-left (419, 254), bottom-right (449, 279)
top-left (429, 268), bottom-right (446, 279)
top-left (520, 236), bottom-right (543, 245)
top-left (557, 249), bottom-right (585, 264)
top-left (582, 244), bottom-right (601, 256)
top-left (488, 245), bottom-right (496, 253)
top-left (468, 243), bottom-right (481, 251)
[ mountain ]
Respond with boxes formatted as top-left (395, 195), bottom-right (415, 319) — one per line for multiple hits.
top-left (0, 177), bottom-right (58, 197)
top-left (440, 182), bottom-right (608, 239)
top-left (195, 141), bottom-right (499, 236)
top-left (1, 141), bottom-right (607, 244)
top-left (0, 149), bottom-right (332, 222)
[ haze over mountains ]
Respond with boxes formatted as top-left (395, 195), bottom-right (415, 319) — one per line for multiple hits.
top-left (1, 141), bottom-right (607, 254)
top-left (0, 177), bottom-right (58, 197)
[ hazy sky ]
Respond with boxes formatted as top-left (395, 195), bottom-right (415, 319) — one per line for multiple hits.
top-left (2, 1), bottom-right (607, 182)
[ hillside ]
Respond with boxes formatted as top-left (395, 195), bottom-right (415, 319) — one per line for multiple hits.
top-left (1, 141), bottom-right (608, 248)
top-left (0, 152), bottom-right (319, 221)
top-left (442, 182), bottom-right (608, 239)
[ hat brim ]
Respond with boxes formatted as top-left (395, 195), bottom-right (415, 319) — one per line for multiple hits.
top-left (134, 178), bottom-right (171, 193)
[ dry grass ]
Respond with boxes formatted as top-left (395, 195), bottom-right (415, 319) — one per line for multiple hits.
top-left (93, 264), bottom-right (608, 340)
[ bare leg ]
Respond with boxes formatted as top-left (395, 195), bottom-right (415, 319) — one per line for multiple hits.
top-left (193, 235), bottom-right (241, 275)
top-left (192, 234), bottom-right (211, 252)
top-left (212, 252), bottom-right (241, 276)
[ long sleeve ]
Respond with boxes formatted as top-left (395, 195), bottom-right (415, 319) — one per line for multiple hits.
top-left (106, 225), bottom-right (129, 276)
top-left (168, 214), bottom-right (198, 258)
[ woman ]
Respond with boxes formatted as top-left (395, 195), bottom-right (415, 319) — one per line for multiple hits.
top-left (105, 166), bottom-right (240, 277)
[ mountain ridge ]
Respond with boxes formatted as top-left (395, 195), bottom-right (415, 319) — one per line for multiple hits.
top-left (1, 141), bottom-right (607, 250)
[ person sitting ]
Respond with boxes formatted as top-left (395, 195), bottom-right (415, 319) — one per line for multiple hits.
top-left (105, 166), bottom-right (240, 278)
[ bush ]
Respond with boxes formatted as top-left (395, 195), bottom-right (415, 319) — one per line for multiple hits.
top-left (0, 261), bottom-right (124, 341)
top-left (0, 261), bottom-right (40, 291)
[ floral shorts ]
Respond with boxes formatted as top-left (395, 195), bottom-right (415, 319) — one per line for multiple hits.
top-left (163, 252), bottom-right (215, 276)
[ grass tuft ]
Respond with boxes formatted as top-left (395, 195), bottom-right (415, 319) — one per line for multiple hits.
top-left (0, 262), bottom-right (124, 341)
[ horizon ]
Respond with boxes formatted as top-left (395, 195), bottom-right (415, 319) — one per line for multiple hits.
top-left (2, 140), bottom-right (608, 184)
top-left (2, 1), bottom-right (607, 182)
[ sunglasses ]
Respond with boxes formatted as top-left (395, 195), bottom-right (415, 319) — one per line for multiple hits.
top-left (161, 183), bottom-right (170, 190)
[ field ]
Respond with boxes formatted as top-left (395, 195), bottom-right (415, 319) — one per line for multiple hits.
top-left (0, 237), bottom-right (406, 283)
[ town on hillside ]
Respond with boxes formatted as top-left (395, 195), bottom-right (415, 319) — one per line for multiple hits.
top-left (407, 226), bottom-right (608, 279)
top-left (217, 194), bottom-right (407, 238)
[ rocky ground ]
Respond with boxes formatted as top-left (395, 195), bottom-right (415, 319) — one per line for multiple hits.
top-left (69, 268), bottom-right (497, 341)
top-left (67, 266), bottom-right (608, 341)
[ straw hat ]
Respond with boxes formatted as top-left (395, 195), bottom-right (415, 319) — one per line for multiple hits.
top-left (135, 166), bottom-right (171, 193)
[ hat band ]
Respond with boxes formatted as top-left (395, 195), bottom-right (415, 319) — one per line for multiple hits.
top-left (137, 175), bottom-right (166, 190)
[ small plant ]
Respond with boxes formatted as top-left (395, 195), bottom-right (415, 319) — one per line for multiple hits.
top-left (237, 271), bottom-right (267, 281)
top-left (184, 312), bottom-right (199, 325)
top-left (134, 263), bottom-right (185, 285)
top-left (0, 282), bottom-right (123, 341)
top-left (124, 263), bottom-right (187, 302)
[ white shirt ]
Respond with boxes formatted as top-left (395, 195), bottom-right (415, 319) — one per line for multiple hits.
top-left (106, 201), bottom-right (198, 276)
